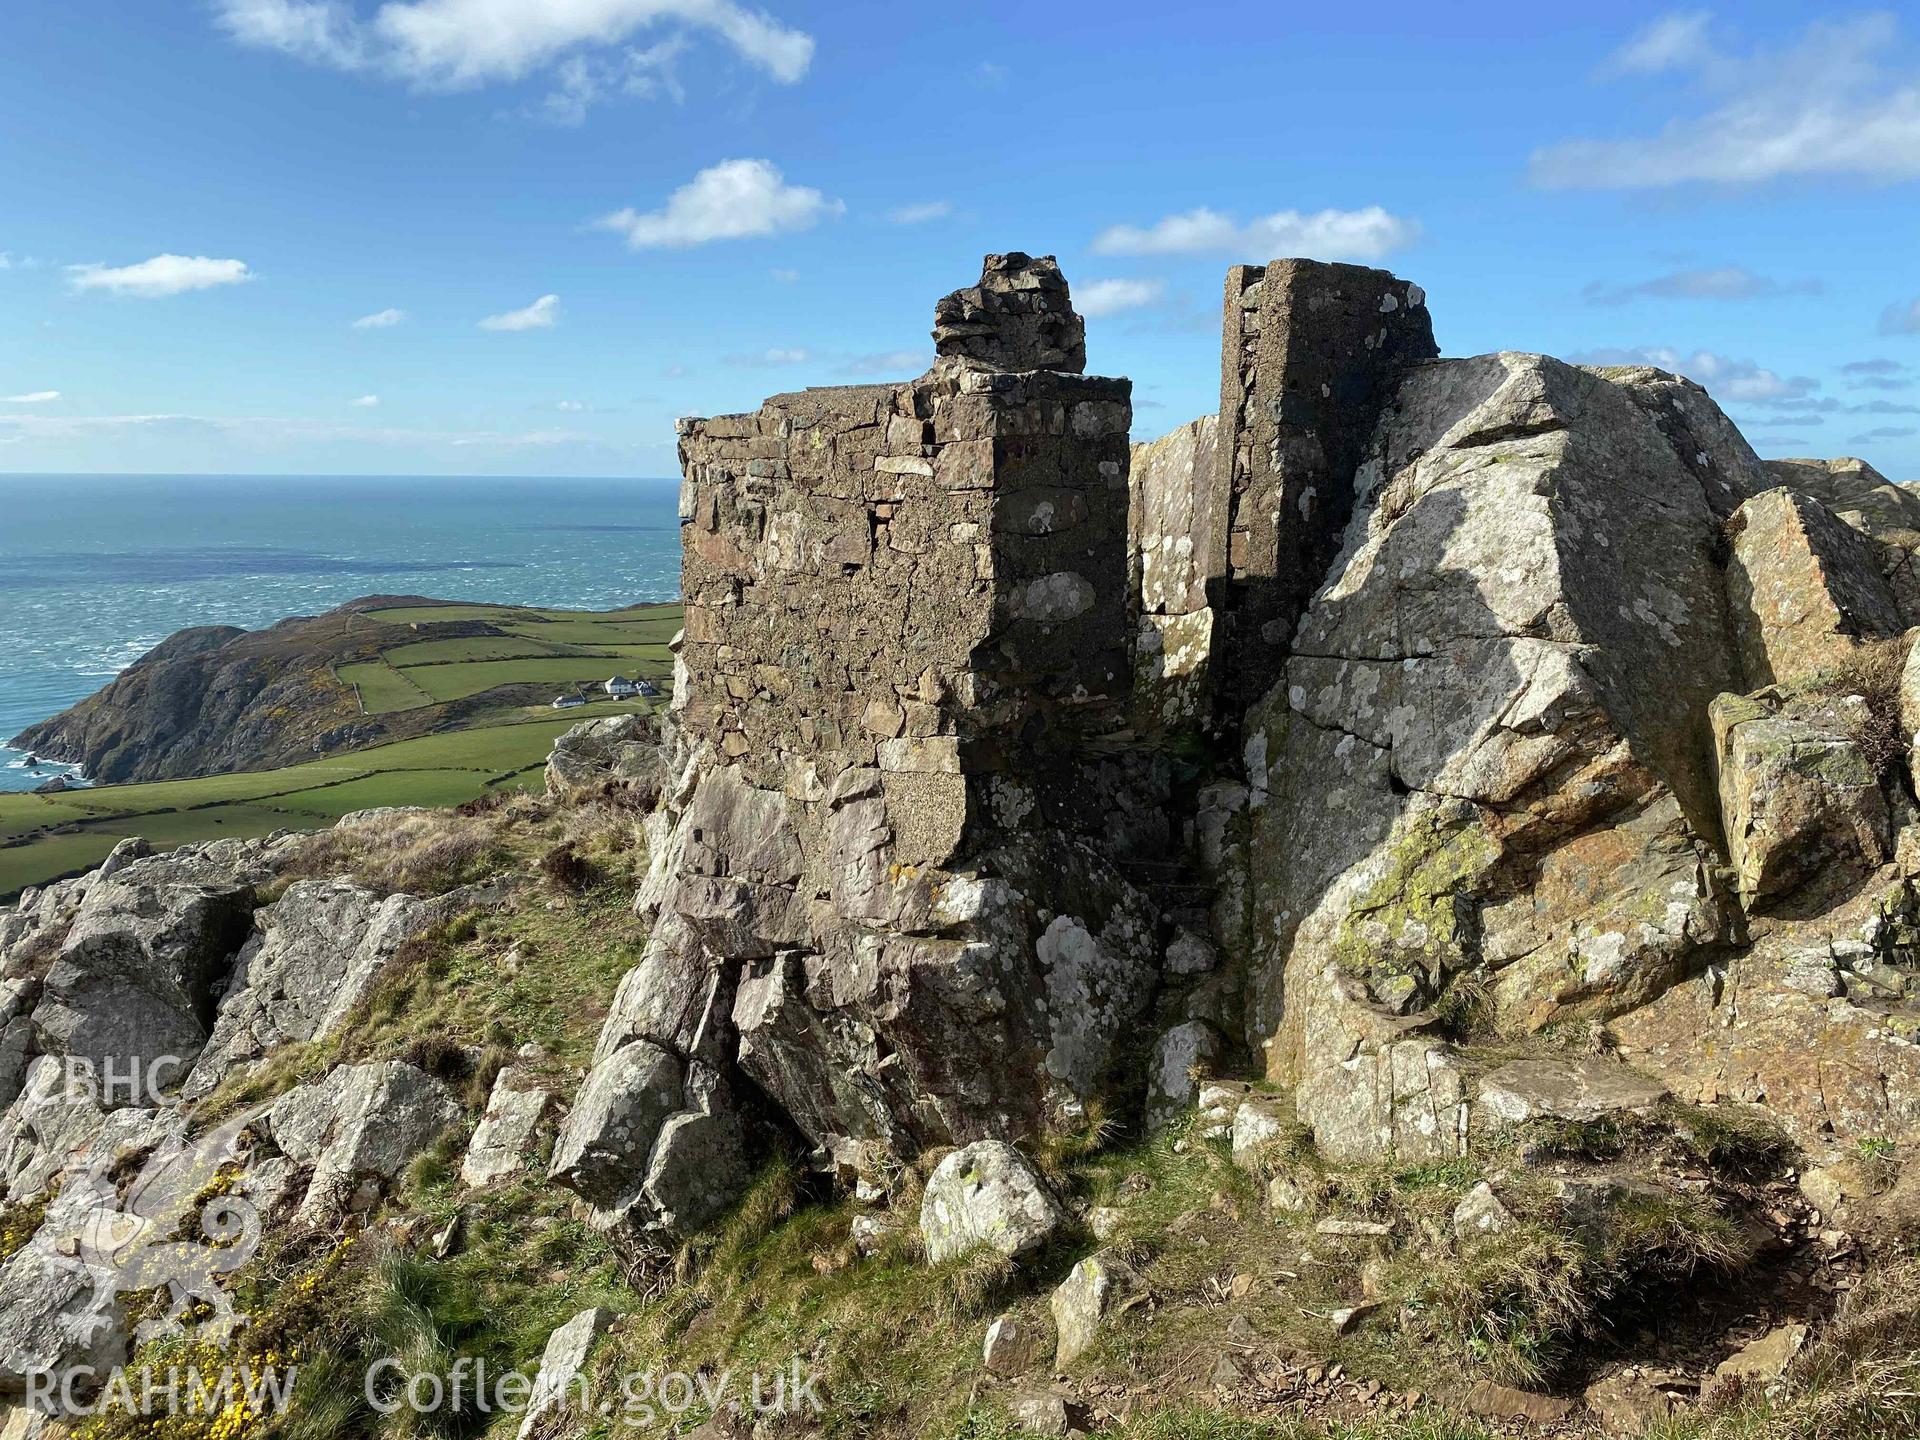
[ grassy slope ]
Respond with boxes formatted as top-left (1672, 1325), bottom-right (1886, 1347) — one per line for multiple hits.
top-left (0, 707), bottom-right (649, 901)
top-left (336, 661), bottom-right (436, 714)
top-left (345, 603), bottom-right (682, 716)
top-left (55, 797), bottom-right (1915, 1440)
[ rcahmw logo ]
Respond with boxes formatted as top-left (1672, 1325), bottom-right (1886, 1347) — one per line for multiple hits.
top-left (36, 1112), bottom-right (262, 1349)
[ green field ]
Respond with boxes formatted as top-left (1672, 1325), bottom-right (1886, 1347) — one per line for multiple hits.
top-left (0, 707), bottom-right (648, 901)
top-left (377, 636), bottom-right (584, 666)
top-left (402, 658), bottom-right (648, 704)
top-left (336, 660), bottom-right (435, 713)
top-left (340, 602), bottom-right (679, 715)
top-left (363, 601), bottom-right (679, 626)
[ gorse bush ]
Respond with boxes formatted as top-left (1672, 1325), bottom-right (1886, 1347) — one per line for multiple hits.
top-left (1825, 637), bottom-right (1909, 786)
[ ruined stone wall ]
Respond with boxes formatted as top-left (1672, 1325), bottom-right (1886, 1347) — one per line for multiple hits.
top-left (1128, 415), bottom-right (1222, 732)
top-left (676, 337), bottom-right (1133, 868)
top-left (645, 259), bottom-right (1174, 1177)
top-left (1214, 260), bottom-right (1437, 708)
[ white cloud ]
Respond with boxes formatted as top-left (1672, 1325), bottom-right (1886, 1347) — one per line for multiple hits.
top-left (1075, 278), bottom-right (1167, 318)
top-left (595, 159), bottom-right (840, 249)
top-left (1602, 11), bottom-right (1715, 76)
top-left (1572, 344), bottom-right (1820, 405)
top-left (0, 253), bottom-right (12, 270)
top-left (1091, 205), bottom-right (1419, 260)
top-left (479, 294), bottom-right (561, 331)
top-left (4, 391), bottom-right (60, 404)
top-left (769, 267), bottom-right (799, 283)
top-left (1582, 266), bottom-right (1821, 306)
top-left (66, 255), bottom-right (254, 298)
top-left (888, 201), bottom-right (952, 225)
top-left (352, 307), bottom-right (409, 329)
top-left (214, 0), bottom-right (813, 102)
top-left (557, 399), bottom-right (587, 411)
top-left (1843, 358), bottom-right (1913, 392)
top-left (528, 38), bottom-right (685, 124)
top-left (1880, 298), bottom-right (1920, 336)
top-left (351, 394), bottom-right (381, 407)
top-left (1534, 14), bottom-right (1920, 188)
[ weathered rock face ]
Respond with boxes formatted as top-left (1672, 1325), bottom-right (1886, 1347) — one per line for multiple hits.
top-left (31, 843), bottom-right (271, 1083)
top-left (1474, 1056), bottom-right (1668, 1126)
top-left (1240, 354), bottom-right (1758, 1156)
top-left (1764, 457), bottom-right (1920, 542)
top-left (545, 712), bottom-right (668, 798)
top-left (1612, 857), bottom-right (1920, 1146)
top-left (1710, 690), bottom-right (1890, 908)
top-left (183, 878), bottom-right (455, 1100)
top-left (268, 1060), bottom-right (460, 1224)
top-left (461, 1066), bottom-right (551, 1187)
top-left (1725, 487), bottom-right (1902, 688)
top-left (547, 1040), bottom-right (685, 1211)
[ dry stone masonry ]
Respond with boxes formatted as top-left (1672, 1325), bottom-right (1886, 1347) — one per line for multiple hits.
top-left (611, 255), bottom-right (1168, 1199)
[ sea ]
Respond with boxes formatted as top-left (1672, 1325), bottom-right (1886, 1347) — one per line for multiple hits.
top-left (0, 474), bottom-right (684, 792)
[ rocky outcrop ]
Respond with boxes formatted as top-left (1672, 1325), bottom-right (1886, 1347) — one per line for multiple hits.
top-left (32, 843), bottom-right (270, 1082)
top-left (1725, 487), bottom-right (1902, 688)
top-left (1764, 457), bottom-right (1920, 542)
top-left (545, 712), bottom-right (669, 797)
top-left (267, 1060), bottom-right (461, 1224)
top-left (1, 839), bottom-right (296, 1137)
top-left (1612, 860), bottom-right (1920, 1146)
top-left (1711, 690), bottom-right (1890, 907)
top-left (461, 1066), bottom-right (551, 1188)
top-left (182, 877), bottom-right (455, 1099)
top-left (1238, 353), bottom-right (1757, 1157)
top-left (547, 1040), bottom-right (686, 1213)
top-left (919, 1140), bottom-right (1064, 1263)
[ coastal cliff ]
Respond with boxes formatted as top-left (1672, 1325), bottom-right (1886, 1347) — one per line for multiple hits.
top-left (11, 595), bottom-right (664, 784)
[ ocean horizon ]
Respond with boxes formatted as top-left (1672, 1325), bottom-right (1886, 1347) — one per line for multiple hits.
top-left (0, 473), bottom-right (684, 791)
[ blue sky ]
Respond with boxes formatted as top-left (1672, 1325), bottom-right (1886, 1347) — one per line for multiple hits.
top-left (2, 2), bottom-right (1918, 479)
